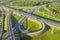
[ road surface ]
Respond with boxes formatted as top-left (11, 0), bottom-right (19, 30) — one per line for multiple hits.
top-left (7, 11), bottom-right (15, 40)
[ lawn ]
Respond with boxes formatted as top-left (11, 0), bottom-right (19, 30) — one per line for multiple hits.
top-left (30, 25), bottom-right (60, 40)
top-left (22, 18), bottom-right (42, 32)
top-left (18, 7), bottom-right (34, 13)
top-left (21, 24), bottom-right (60, 40)
top-left (3, 7), bottom-right (10, 30)
top-left (32, 2), bottom-right (60, 23)
top-left (32, 10), bottom-right (60, 23)
top-left (4, 13), bottom-right (8, 30)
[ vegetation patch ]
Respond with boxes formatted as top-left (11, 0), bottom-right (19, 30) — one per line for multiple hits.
top-left (8, 6), bottom-right (34, 13)
top-left (22, 18), bottom-right (42, 32)
top-left (21, 24), bottom-right (60, 40)
top-left (11, 12), bottom-right (22, 26)
top-left (32, 10), bottom-right (60, 23)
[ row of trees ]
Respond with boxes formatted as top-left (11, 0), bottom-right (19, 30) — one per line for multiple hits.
top-left (39, 2), bottom-right (60, 19)
top-left (47, 2), bottom-right (60, 19)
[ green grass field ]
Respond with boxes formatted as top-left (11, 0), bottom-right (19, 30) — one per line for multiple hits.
top-left (32, 10), bottom-right (60, 23)
top-left (22, 18), bottom-right (42, 32)
top-left (4, 12), bottom-right (9, 30)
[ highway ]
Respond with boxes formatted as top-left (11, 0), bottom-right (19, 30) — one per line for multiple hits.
top-left (4, 6), bottom-right (60, 27)
top-left (0, 1), bottom-right (59, 39)
top-left (7, 11), bottom-right (15, 40)
top-left (12, 3), bottom-right (46, 34)
top-left (0, 8), bottom-right (4, 37)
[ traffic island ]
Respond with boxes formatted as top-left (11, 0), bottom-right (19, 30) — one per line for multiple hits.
top-left (20, 18), bottom-right (45, 34)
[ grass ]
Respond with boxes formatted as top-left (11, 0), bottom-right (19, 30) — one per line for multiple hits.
top-left (3, 7), bottom-right (9, 12)
top-left (22, 18), bottom-right (42, 32)
top-left (31, 24), bottom-right (60, 40)
top-left (32, 10), bottom-right (60, 23)
top-left (18, 7), bottom-right (34, 13)
top-left (4, 13), bottom-right (8, 30)
top-left (21, 24), bottom-right (60, 40)
top-left (1, 31), bottom-right (7, 38)
top-left (3, 7), bottom-right (9, 30)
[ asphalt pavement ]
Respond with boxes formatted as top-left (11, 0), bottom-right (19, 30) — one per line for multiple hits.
top-left (0, 8), bottom-right (4, 37)
top-left (7, 11), bottom-right (15, 40)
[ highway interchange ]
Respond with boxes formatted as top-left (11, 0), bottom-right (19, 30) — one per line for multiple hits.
top-left (0, 2), bottom-right (60, 40)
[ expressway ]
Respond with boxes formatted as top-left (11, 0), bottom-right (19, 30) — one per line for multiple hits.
top-left (14, 15), bottom-right (45, 34)
top-left (0, 8), bottom-right (4, 37)
top-left (12, 3), bottom-right (46, 34)
top-left (4, 6), bottom-right (60, 27)
top-left (7, 11), bottom-right (15, 40)
top-left (0, 1), bottom-right (60, 36)
top-left (2, 10), bottom-right (15, 40)
top-left (0, 1), bottom-right (60, 40)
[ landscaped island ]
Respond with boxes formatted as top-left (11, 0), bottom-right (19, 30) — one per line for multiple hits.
top-left (22, 18), bottom-right (42, 32)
